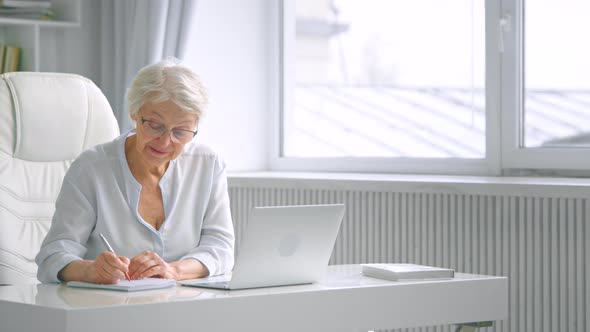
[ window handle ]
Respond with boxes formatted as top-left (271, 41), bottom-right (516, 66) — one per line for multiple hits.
top-left (498, 13), bottom-right (512, 53)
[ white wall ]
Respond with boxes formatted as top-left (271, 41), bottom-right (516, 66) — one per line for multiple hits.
top-left (181, 0), bottom-right (272, 171)
top-left (40, 0), bottom-right (100, 81)
top-left (50, 0), bottom-right (272, 172)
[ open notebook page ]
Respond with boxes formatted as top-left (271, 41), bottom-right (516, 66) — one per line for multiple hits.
top-left (66, 278), bottom-right (176, 292)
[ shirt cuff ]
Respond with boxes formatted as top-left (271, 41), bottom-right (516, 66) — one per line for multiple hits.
top-left (38, 253), bottom-right (81, 283)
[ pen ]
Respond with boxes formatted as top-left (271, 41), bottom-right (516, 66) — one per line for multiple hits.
top-left (99, 233), bottom-right (132, 281)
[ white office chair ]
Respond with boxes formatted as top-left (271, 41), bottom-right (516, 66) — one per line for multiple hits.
top-left (0, 72), bottom-right (120, 285)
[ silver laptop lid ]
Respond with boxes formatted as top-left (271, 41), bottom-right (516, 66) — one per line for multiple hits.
top-left (228, 204), bottom-right (345, 289)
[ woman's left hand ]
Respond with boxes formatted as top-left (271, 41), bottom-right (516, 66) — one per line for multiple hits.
top-left (128, 250), bottom-right (179, 280)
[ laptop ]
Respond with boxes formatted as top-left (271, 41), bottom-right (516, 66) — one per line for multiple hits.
top-left (179, 204), bottom-right (345, 290)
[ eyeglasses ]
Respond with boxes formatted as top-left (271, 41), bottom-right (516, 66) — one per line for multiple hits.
top-left (140, 117), bottom-right (198, 144)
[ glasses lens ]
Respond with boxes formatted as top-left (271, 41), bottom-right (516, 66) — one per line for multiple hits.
top-left (172, 130), bottom-right (193, 144)
top-left (142, 119), bottom-right (164, 138)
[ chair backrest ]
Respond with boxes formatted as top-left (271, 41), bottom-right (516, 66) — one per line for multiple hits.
top-left (0, 72), bottom-right (120, 284)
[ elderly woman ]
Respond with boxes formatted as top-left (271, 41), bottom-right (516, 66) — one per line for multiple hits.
top-left (36, 59), bottom-right (234, 284)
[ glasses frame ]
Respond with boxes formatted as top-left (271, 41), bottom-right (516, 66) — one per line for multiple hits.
top-left (140, 117), bottom-right (198, 144)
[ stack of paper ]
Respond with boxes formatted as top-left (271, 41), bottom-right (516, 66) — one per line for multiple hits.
top-left (361, 263), bottom-right (454, 281)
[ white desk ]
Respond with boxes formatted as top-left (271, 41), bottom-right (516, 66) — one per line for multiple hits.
top-left (0, 265), bottom-right (507, 332)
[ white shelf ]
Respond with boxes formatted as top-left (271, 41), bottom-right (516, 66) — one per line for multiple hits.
top-left (0, 17), bottom-right (79, 28)
top-left (0, 0), bottom-right (81, 72)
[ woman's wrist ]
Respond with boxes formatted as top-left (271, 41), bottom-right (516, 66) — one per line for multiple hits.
top-left (170, 259), bottom-right (209, 280)
top-left (58, 260), bottom-right (92, 282)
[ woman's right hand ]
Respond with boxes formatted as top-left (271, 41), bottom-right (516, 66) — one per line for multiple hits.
top-left (59, 252), bottom-right (131, 284)
top-left (86, 251), bottom-right (131, 284)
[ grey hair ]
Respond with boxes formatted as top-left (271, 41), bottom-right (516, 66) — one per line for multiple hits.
top-left (126, 58), bottom-right (208, 120)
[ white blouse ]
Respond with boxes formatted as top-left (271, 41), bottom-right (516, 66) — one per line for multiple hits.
top-left (36, 130), bottom-right (235, 283)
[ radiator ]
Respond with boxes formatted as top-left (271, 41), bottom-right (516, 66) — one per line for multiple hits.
top-left (228, 183), bottom-right (589, 332)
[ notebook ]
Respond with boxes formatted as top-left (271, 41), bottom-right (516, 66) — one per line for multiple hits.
top-left (361, 263), bottom-right (455, 281)
top-left (179, 204), bottom-right (345, 290)
top-left (67, 278), bottom-right (176, 292)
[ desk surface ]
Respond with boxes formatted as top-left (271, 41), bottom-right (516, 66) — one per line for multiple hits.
top-left (0, 265), bottom-right (507, 332)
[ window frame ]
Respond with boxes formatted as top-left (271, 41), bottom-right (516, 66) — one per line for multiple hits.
top-left (271, 0), bottom-right (590, 176)
top-left (500, 0), bottom-right (590, 172)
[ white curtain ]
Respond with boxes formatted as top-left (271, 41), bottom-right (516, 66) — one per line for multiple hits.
top-left (98, 0), bottom-right (197, 132)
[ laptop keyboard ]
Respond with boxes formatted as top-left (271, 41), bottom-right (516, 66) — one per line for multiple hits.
top-left (182, 274), bottom-right (231, 288)
top-left (200, 281), bottom-right (230, 287)
top-left (203, 275), bottom-right (231, 283)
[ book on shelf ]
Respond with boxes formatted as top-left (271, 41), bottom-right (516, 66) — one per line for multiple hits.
top-left (361, 263), bottom-right (455, 281)
top-left (1, 0), bottom-right (52, 8)
top-left (0, 1), bottom-right (54, 20)
top-left (2, 45), bottom-right (20, 73)
top-left (0, 45), bottom-right (5, 74)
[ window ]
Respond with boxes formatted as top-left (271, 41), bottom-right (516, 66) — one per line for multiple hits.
top-left (500, 0), bottom-right (590, 172)
top-left (275, 0), bottom-right (590, 174)
top-left (524, 1), bottom-right (590, 149)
